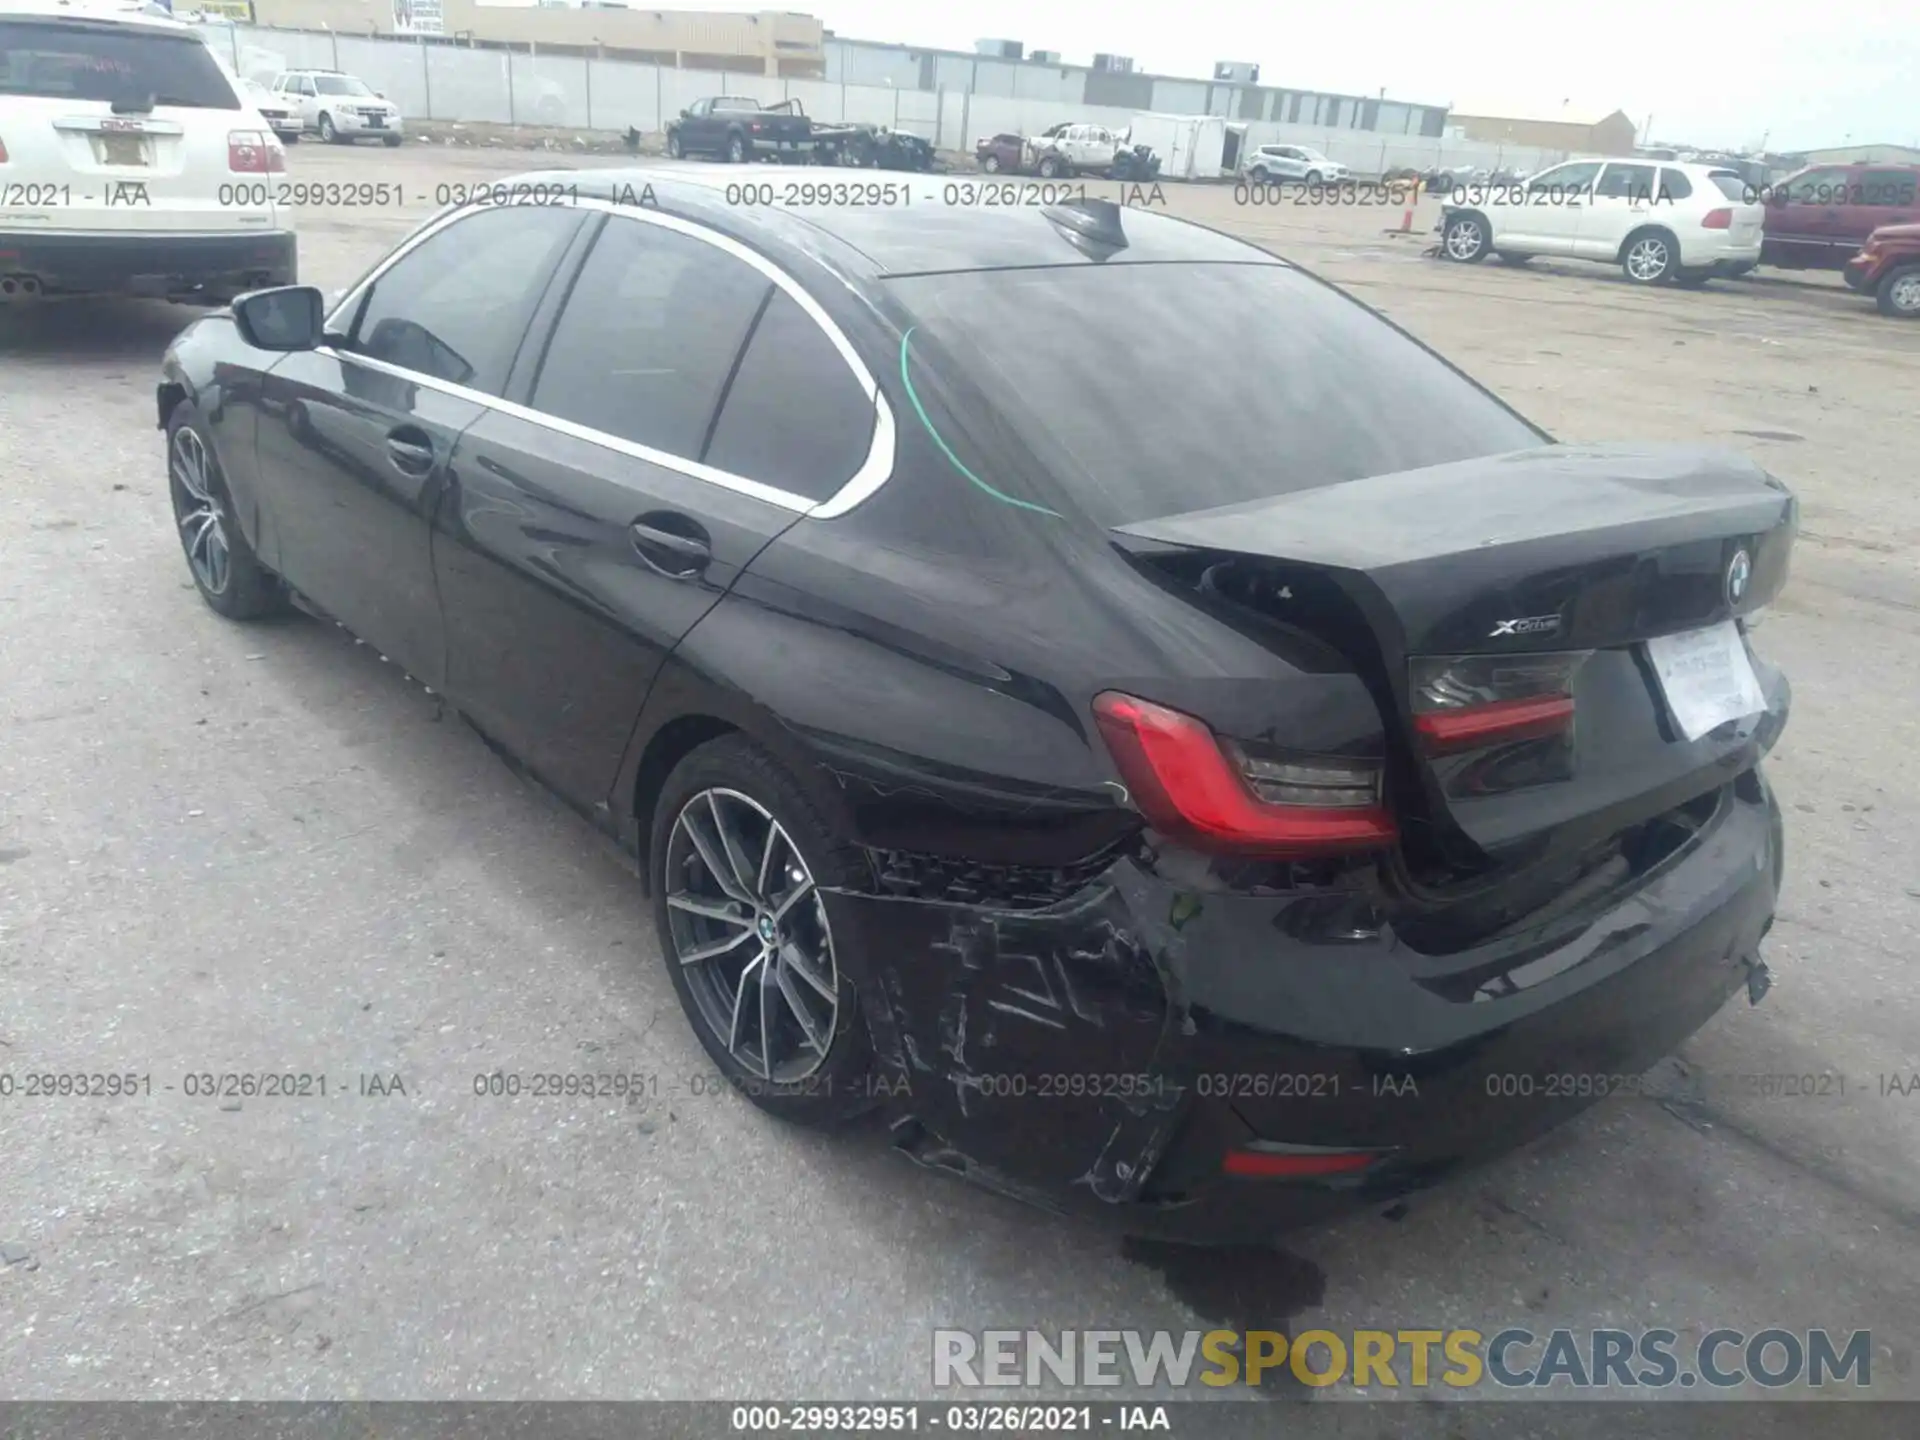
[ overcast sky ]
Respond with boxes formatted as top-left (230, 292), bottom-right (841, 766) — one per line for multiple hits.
top-left (799, 0), bottom-right (1916, 151)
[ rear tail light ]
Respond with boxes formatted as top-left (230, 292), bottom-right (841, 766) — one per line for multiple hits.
top-left (1701, 207), bottom-right (1733, 229)
top-left (228, 130), bottom-right (285, 173)
top-left (1410, 652), bottom-right (1590, 754)
top-left (1091, 691), bottom-right (1395, 859)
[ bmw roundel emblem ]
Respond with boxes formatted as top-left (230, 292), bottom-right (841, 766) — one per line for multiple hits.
top-left (1726, 549), bottom-right (1752, 605)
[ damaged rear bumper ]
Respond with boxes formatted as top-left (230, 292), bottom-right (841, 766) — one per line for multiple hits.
top-left (834, 771), bottom-right (1782, 1243)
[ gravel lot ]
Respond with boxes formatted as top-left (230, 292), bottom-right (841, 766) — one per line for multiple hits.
top-left (3, 143), bottom-right (1919, 1423)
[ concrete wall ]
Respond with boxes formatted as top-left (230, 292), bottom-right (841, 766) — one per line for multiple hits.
top-left (216, 23), bottom-right (1556, 174)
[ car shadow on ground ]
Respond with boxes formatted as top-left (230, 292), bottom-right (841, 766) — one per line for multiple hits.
top-left (0, 297), bottom-right (201, 364)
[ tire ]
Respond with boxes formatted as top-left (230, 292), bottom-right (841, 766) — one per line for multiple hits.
top-left (981, 152), bottom-right (1001, 173)
top-left (726, 132), bottom-right (746, 164)
top-left (317, 112), bottom-right (337, 143)
top-left (165, 400), bottom-right (288, 622)
top-left (1036, 153), bottom-right (1061, 179)
top-left (1876, 263), bottom-right (1920, 318)
top-left (282, 132), bottom-right (300, 144)
top-left (1442, 211), bottom-right (1491, 263)
top-left (1496, 250), bottom-right (1533, 266)
top-left (1621, 228), bottom-right (1679, 285)
top-left (382, 133), bottom-right (402, 148)
top-left (1250, 166), bottom-right (1269, 184)
top-left (650, 735), bottom-right (875, 1127)
top-left (666, 130), bottom-right (683, 160)
top-left (1304, 169), bottom-right (1322, 187)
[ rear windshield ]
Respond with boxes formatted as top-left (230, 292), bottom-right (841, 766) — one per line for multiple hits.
top-left (888, 263), bottom-right (1545, 527)
top-left (1707, 171), bottom-right (1750, 202)
top-left (0, 20), bottom-right (238, 108)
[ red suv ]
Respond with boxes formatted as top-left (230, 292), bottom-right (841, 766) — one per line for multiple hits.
top-left (1844, 224), bottom-right (1920, 317)
top-left (1760, 162), bottom-right (1920, 269)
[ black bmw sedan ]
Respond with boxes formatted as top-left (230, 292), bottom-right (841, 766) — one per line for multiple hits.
top-left (157, 171), bottom-right (1793, 1242)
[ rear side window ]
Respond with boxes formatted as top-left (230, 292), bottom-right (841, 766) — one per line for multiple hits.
top-left (0, 20), bottom-right (238, 107)
top-left (346, 206), bottom-right (583, 394)
top-left (529, 216), bottom-right (771, 462)
top-left (1657, 169), bottom-right (1693, 201)
top-left (704, 290), bottom-right (876, 501)
top-left (1706, 171), bottom-right (1750, 202)
top-left (888, 263), bottom-right (1543, 528)
top-left (1595, 163), bottom-right (1657, 200)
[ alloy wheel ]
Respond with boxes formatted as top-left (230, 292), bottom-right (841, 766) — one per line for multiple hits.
top-left (170, 427), bottom-right (230, 596)
top-left (664, 787), bottom-right (839, 1082)
top-left (1445, 218), bottom-right (1484, 260)
top-left (1890, 271), bottom-right (1920, 315)
top-left (1626, 236), bottom-right (1670, 282)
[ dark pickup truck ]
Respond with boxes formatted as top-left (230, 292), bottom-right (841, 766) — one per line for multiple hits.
top-left (664, 96), bottom-right (935, 171)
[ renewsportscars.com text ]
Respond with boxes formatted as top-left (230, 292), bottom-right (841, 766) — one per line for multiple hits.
top-left (933, 1327), bottom-right (1871, 1390)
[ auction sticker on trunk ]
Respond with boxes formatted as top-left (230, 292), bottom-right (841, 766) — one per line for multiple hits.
top-left (1646, 620), bottom-right (1766, 742)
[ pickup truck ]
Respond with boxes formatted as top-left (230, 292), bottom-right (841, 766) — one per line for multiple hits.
top-left (1024, 122), bottom-right (1161, 181)
top-left (665, 96), bottom-right (936, 171)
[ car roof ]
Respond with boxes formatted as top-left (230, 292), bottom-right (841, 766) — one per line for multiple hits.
top-left (513, 166), bottom-right (1286, 279)
top-left (0, 0), bottom-right (195, 31)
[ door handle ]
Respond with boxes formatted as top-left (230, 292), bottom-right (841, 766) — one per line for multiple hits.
top-left (631, 515), bottom-right (711, 579)
top-left (385, 427), bottom-right (436, 476)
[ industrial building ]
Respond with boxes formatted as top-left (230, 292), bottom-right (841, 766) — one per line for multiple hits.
top-left (1446, 102), bottom-right (1640, 156)
top-left (231, 1), bottom-right (1449, 129)
top-left (825, 36), bottom-right (1448, 137)
top-left (1794, 142), bottom-right (1920, 166)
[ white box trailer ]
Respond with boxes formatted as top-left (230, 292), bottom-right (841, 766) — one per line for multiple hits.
top-left (1125, 112), bottom-right (1229, 180)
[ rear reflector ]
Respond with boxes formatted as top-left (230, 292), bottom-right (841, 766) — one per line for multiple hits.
top-left (1091, 691), bottom-right (1396, 858)
top-left (1701, 208), bottom-right (1733, 229)
top-left (1409, 652), bottom-right (1590, 754)
top-left (1223, 1148), bottom-right (1378, 1178)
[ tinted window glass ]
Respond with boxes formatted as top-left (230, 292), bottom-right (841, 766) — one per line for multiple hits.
top-left (704, 291), bottom-right (876, 501)
top-left (1786, 167), bottom-right (1847, 202)
top-left (1862, 169), bottom-right (1919, 206)
top-left (348, 207), bottom-right (582, 394)
top-left (0, 20), bottom-right (238, 106)
top-left (889, 264), bottom-right (1543, 528)
top-left (530, 217), bottom-right (770, 461)
top-left (313, 74), bottom-right (373, 96)
top-left (1530, 161), bottom-right (1601, 192)
top-left (1657, 168), bottom-right (1693, 201)
top-left (1595, 163), bottom-right (1658, 200)
top-left (1707, 171), bottom-right (1750, 201)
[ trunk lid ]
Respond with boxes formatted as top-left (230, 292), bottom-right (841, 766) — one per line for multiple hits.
top-left (1113, 442), bottom-right (1794, 866)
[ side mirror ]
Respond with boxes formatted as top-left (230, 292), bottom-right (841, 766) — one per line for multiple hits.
top-left (680, 107), bottom-right (691, 119)
top-left (232, 285), bottom-right (325, 351)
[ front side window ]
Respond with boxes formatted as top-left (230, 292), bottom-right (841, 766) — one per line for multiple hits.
top-left (528, 217), bottom-right (771, 463)
top-left (1530, 161), bottom-right (1603, 192)
top-left (344, 206), bottom-right (583, 394)
top-left (0, 19), bottom-right (239, 107)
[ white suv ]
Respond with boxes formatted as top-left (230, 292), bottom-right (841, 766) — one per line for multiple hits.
top-left (0, 0), bottom-right (293, 302)
top-left (270, 69), bottom-right (401, 146)
top-left (1436, 159), bottom-right (1764, 286)
top-left (1242, 145), bottom-right (1350, 186)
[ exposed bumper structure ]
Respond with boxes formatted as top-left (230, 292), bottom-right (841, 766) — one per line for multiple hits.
top-left (833, 770), bottom-right (1783, 1244)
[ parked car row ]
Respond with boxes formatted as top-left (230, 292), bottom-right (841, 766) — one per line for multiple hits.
top-left (1434, 154), bottom-right (1920, 316)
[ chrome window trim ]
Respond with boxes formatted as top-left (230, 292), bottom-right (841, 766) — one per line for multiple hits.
top-left (321, 195), bottom-right (896, 520)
